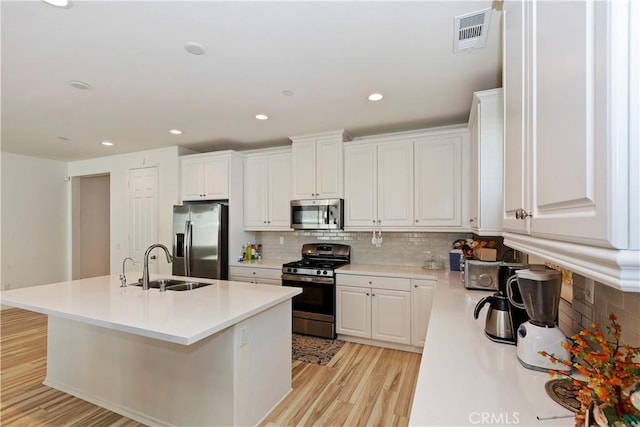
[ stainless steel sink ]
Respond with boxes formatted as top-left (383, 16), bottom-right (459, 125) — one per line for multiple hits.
top-left (131, 279), bottom-right (212, 291)
top-left (164, 282), bottom-right (212, 291)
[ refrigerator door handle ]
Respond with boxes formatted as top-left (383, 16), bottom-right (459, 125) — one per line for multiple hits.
top-left (184, 220), bottom-right (192, 276)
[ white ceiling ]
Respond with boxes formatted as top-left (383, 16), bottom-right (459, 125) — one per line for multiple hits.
top-left (1, 0), bottom-right (502, 162)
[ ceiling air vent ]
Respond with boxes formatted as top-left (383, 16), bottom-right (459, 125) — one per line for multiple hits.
top-left (454, 8), bottom-right (491, 53)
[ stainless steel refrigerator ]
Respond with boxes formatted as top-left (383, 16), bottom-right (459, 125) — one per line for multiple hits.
top-left (173, 202), bottom-right (228, 280)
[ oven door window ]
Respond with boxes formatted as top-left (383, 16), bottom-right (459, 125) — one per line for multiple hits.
top-left (284, 280), bottom-right (334, 316)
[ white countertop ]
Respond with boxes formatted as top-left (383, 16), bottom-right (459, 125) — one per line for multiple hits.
top-left (0, 274), bottom-right (301, 346)
top-left (337, 263), bottom-right (442, 280)
top-left (230, 259), bottom-right (287, 269)
top-left (409, 272), bottom-right (574, 426)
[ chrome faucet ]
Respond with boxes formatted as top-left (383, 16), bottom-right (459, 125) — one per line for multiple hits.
top-left (142, 244), bottom-right (173, 290)
top-left (119, 257), bottom-right (135, 287)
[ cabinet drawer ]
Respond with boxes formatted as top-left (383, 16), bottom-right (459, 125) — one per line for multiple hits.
top-left (336, 274), bottom-right (410, 291)
top-left (229, 266), bottom-right (282, 280)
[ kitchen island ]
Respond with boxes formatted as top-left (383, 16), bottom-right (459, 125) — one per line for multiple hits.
top-left (0, 274), bottom-right (301, 427)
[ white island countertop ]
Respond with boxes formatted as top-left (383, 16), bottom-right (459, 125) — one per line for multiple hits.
top-left (0, 274), bottom-right (301, 345)
top-left (409, 272), bottom-right (574, 426)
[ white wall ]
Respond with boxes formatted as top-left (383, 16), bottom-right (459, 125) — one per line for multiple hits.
top-left (67, 146), bottom-right (181, 275)
top-left (1, 153), bottom-right (69, 289)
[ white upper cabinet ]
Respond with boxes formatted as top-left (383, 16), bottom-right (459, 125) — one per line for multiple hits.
top-left (343, 144), bottom-right (377, 228)
top-left (181, 153), bottom-right (230, 201)
top-left (468, 88), bottom-right (504, 235)
top-left (244, 149), bottom-right (292, 230)
top-left (377, 141), bottom-right (414, 227)
top-left (502, 0), bottom-right (530, 235)
top-left (290, 130), bottom-right (350, 199)
top-left (502, 0), bottom-right (639, 291)
top-left (344, 127), bottom-right (468, 231)
top-left (414, 135), bottom-right (463, 227)
top-left (343, 140), bottom-right (413, 229)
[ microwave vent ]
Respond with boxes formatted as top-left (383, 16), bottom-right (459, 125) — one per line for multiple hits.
top-left (454, 8), bottom-right (491, 53)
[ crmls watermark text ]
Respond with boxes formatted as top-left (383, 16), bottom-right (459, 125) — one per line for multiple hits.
top-left (468, 412), bottom-right (520, 425)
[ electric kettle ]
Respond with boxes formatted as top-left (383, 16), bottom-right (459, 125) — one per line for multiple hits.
top-left (473, 293), bottom-right (515, 344)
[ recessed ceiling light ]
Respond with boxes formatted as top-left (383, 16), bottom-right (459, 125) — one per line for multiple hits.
top-left (68, 80), bottom-right (90, 90)
top-left (282, 90), bottom-right (294, 97)
top-left (101, 141), bottom-right (114, 146)
top-left (169, 129), bottom-right (183, 135)
top-left (42, 0), bottom-right (71, 8)
top-left (184, 41), bottom-right (206, 55)
top-left (368, 93), bottom-right (384, 102)
top-left (255, 114), bottom-right (269, 121)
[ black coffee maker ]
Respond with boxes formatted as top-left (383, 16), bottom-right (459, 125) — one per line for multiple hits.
top-left (498, 263), bottom-right (529, 344)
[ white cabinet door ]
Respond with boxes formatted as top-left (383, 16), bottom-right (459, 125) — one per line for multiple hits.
top-left (371, 289), bottom-right (411, 345)
top-left (181, 158), bottom-right (205, 201)
top-left (529, 0), bottom-right (613, 247)
top-left (291, 140), bottom-right (316, 199)
top-left (244, 151), bottom-right (291, 230)
top-left (502, 0), bottom-right (530, 235)
top-left (344, 144), bottom-right (377, 228)
top-left (469, 89), bottom-right (504, 235)
top-left (336, 285), bottom-right (371, 338)
top-left (377, 141), bottom-right (414, 227)
top-left (202, 156), bottom-right (229, 199)
top-left (244, 156), bottom-right (268, 228)
top-left (469, 112), bottom-right (480, 229)
top-left (411, 279), bottom-right (435, 347)
top-left (316, 139), bottom-right (343, 198)
top-left (181, 155), bottom-right (229, 201)
top-left (414, 136), bottom-right (462, 227)
top-left (268, 153), bottom-right (292, 228)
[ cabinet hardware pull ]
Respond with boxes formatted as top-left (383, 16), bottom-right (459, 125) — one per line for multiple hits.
top-left (366, 293), bottom-right (370, 296)
top-left (515, 209), bottom-right (532, 220)
top-left (470, 218), bottom-right (475, 222)
top-left (415, 219), bottom-right (419, 223)
top-left (368, 281), bottom-right (372, 284)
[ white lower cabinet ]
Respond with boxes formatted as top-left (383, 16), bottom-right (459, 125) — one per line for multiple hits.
top-left (229, 266), bottom-right (282, 286)
top-left (336, 274), bottom-right (412, 346)
top-left (411, 279), bottom-right (435, 347)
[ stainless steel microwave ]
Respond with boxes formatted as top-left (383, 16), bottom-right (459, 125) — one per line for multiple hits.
top-left (291, 199), bottom-right (344, 230)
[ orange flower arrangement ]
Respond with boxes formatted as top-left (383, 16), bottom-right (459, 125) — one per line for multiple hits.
top-left (540, 314), bottom-right (640, 426)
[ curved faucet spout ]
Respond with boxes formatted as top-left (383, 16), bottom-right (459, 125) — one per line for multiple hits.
top-left (142, 244), bottom-right (173, 290)
top-left (119, 257), bottom-right (136, 287)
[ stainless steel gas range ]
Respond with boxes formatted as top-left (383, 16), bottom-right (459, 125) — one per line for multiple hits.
top-left (281, 243), bottom-right (351, 339)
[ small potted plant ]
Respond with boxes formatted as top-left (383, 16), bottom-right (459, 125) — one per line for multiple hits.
top-left (540, 313), bottom-right (640, 426)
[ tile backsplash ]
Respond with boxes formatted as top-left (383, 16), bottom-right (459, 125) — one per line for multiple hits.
top-left (558, 273), bottom-right (640, 348)
top-left (257, 231), bottom-right (473, 266)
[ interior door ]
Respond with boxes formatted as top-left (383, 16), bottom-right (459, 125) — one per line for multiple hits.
top-left (129, 167), bottom-right (159, 272)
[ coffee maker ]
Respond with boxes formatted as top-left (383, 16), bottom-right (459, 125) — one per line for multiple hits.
top-left (507, 267), bottom-right (571, 372)
top-left (499, 264), bottom-right (529, 343)
top-left (473, 263), bottom-right (529, 345)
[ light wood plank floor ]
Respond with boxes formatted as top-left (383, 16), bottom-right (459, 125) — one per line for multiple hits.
top-left (1, 308), bottom-right (422, 426)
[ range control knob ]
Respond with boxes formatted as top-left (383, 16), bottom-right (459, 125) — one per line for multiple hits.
top-left (293, 269), bottom-right (297, 273)
top-left (322, 271), bottom-right (328, 275)
top-left (316, 270), bottom-right (321, 275)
